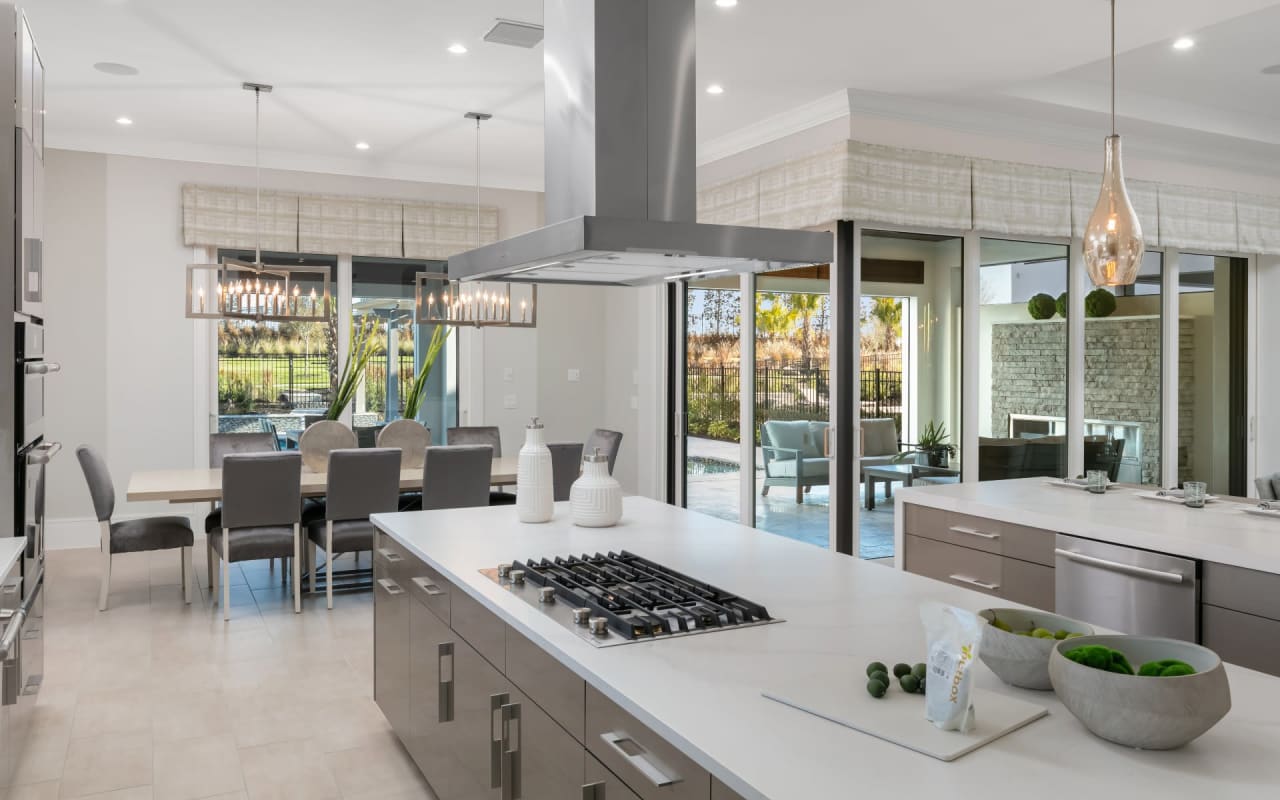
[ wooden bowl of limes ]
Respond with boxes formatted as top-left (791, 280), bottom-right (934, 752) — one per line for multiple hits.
top-left (978, 608), bottom-right (1094, 690)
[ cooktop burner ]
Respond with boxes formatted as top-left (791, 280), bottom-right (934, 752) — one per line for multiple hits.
top-left (480, 550), bottom-right (782, 647)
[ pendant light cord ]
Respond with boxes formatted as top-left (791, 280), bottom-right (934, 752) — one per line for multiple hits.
top-left (474, 116), bottom-right (481, 249)
top-left (254, 86), bottom-right (262, 266)
top-left (1110, 0), bottom-right (1117, 136)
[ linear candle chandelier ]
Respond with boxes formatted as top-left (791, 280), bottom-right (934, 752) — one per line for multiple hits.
top-left (185, 83), bottom-right (332, 321)
top-left (415, 112), bottom-right (536, 328)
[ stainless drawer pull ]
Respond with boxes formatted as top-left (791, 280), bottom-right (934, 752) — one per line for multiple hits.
top-left (501, 702), bottom-right (522, 800)
top-left (948, 574), bottom-right (999, 592)
top-left (376, 578), bottom-right (404, 596)
top-left (438, 642), bottom-right (454, 723)
top-left (949, 525), bottom-right (999, 540)
top-left (601, 731), bottom-right (680, 788)
top-left (490, 692), bottom-right (509, 789)
top-left (582, 783), bottom-right (605, 800)
top-left (413, 577), bottom-right (444, 596)
top-left (1054, 549), bottom-right (1185, 584)
top-left (24, 362), bottom-right (60, 375)
top-left (377, 548), bottom-right (403, 563)
top-left (0, 608), bottom-right (27, 664)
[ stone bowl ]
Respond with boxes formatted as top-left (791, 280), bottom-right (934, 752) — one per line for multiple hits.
top-left (978, 608), bottom-right (1094, 690)
top-left (1048, 635), bottom-right (1232, 750)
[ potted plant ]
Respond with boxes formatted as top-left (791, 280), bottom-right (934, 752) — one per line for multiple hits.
top-left (324, 316), bottom-right (381, 421)
top-left (911, 420), bottom-right (955, 468)
top-left (402, 325), bottom-right (452, 420)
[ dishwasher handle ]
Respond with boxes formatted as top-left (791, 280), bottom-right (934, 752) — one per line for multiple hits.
top-left (1054, 548), bottom-right (1186, 584)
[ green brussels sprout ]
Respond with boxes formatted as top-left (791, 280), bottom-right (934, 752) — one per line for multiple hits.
top-left (893, 663), bottom-right (912, 678)
top-left (1085, 287), bottom-right (1118, 318)
top-left (866, 662), bottom-right (888, 678)
top-left (1027, 293), bottom-right (1057, 320)
top-left (869, 670), bottom-right (889, 686)
top-left (899, 674), bottom-right (920, 694)
top-left (1031, 628), bottom-right (1055, 639)
top-left (867, 679), bottom-right (888, 698)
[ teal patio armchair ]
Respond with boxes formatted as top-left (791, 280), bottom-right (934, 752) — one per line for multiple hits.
top-left (760, 420), bottom-right (830, 503)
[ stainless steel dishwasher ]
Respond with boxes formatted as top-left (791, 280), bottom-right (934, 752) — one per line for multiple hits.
top-left (1054, 534), bottom-right (1199, 641)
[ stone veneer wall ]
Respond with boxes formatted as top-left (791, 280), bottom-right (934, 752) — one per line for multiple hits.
top-left (990, 316), bottom-right (1193, 485)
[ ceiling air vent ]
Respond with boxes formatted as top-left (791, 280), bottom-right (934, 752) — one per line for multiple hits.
top-left (484, 18), bottom-right (544, 48)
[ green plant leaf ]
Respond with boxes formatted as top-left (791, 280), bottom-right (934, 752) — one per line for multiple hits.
top-left (402, 325), bottom-right (452, 419)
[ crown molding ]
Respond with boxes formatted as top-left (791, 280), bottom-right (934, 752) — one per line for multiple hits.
top-left (695, 90), bottom-right (850, 166)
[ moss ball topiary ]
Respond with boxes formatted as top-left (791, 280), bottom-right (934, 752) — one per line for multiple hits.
top-left (1055, 292), bottom-right (1068, 318)
top-left (1027, 293), bottom-right (1056, 320)
top-left (1085, 287), bottom-right (1118, 318)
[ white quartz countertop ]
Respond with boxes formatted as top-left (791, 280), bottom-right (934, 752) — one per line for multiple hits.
top-left (373, 498), bottom-right (1280, 800)
top-left (0, 537), bottom-right (25, 580)
top-left (895, 478), bottom-right (1280, 573)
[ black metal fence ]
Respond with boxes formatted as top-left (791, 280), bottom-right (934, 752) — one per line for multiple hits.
top-left (687, 357), bottom-right (902, 442)
top-left (218, 352), bottom-right (416, 415)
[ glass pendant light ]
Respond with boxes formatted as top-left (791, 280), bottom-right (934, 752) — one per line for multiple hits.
top-left (1083, 0), bottom-right (1144, 287)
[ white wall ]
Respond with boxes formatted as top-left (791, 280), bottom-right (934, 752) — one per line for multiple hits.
top-left (41, 149), bottom-right (648, 547)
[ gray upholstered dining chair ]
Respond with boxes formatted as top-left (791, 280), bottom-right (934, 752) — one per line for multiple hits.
top-left (422, 446), bottom-right (494, 510)
top-left (205, 432), bottom-right (279, 587)
top-left (548, 443), bottom-right (584, 502)
top-left (307, 448), bottom-right (401, 609)
top-left (76, 445), bottom-right (194, 611)
top-left (447, 426), bottom-right (514, 505)
top-left (585, 429), bottom-right (623, 475)
top-left (377, 419), bottom-right (432, 468)
top-left (1257, 473), bottom-right (1280, 501)
top-left (212, 452), bottom-right (303, 620)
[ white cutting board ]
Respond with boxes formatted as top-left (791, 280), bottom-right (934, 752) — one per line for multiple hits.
top-left (762, 673), bottom-right (1048, 762)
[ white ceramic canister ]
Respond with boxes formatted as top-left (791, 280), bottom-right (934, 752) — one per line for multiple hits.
top-left (516, 417), bottom-right (555, 523)
top-left (570, 448), bottom-right (622, 527)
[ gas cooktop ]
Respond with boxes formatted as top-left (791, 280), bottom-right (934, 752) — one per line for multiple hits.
top-left (480, 550), bottom-right (782, 647)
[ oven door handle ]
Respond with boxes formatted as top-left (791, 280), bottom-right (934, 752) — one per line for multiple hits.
top-left (26, 441), bottom-right (61, 465)
top-left (24, 362), bottom-right (60, 375)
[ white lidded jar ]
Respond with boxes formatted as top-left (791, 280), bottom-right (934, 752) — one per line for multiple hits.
top-left (515, 417), bottom-right (554, 523)
top-left (570, 448), bottom-right (622, 528)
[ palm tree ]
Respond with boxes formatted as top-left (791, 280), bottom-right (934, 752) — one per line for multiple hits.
top-left (755, 294), bottom-right (796, 339)
top-left (784, 293), bottom-right (822, 368)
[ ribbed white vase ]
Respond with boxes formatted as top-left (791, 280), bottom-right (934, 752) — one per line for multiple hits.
top-left (570, 449), bottom-right (622, 528)
top-left (515, 417), bottom-right (554, 523)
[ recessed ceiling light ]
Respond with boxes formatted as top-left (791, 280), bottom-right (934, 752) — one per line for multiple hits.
top-left (715, 0), bottom-right (739, 8)
top-left (706, 84), bottom-right (724, 95)
top-left (1172, 37), bottom-right (1195, 50)
top-left (447, 43), bottom-right (468, 55)
top-left (115, 116), bottom-right (133, 126)
top-left (94, 61), bottom-right (138, 76)
top-left (355, 141), bottom-right (370, 151)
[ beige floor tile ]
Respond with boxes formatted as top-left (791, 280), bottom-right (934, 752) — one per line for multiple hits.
top-left (12, 706), bottom-right (73, 786)
top-left (70, 688), bottom-right (153, 739)
top-left (77, 788), bottom-right (154, 800)
top-left (152, 734), bottom-right (243, 800)
top-left (149, 689), bottom-right (232, 742)
top-left (323, 731), bottom-right (430, 799)
top-left (59, 732), bottom-right (153, 799)
top-left (194, 793), bottom-right (247, 800)
top-left (237, 739), bottom-right (339, 800)
top-left (5, 780), bottom-right (61, 800)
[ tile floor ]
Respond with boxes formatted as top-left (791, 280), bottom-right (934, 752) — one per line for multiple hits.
top-left (8, 546), bottom-right (433, 800)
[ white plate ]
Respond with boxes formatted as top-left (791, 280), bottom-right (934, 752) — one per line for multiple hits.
top-left (1136, 491), bottom-right (1219, 505)
top-left (1241, 507), bottom-right (1280, 519)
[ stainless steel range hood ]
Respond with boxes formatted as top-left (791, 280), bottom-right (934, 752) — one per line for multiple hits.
top-left (447, 0), bottom-right (832, 286)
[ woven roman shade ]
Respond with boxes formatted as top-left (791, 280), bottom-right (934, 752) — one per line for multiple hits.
top-left (403, 201), bottom-right (499, 260)
top-left (298, 195), bottom-right (403, 257)
top-left (972, 159), bottom-right (1073, 238)
top-left (840, 141), bottom-right (972, 231)
top-left (182, 185), bottom-right (300, 252)
top-left (1157, 184), bottom-right (1239, 253)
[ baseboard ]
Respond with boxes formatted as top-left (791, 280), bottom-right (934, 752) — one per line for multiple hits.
top-left (46, 513), bottom-right (205, 551)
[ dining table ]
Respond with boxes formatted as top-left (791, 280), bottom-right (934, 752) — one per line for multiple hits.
top-left (125, 456), bottom-right (520, 504)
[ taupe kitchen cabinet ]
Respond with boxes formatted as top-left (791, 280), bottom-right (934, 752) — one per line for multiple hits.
top-left (586, 753), bottom-right (643, 800)
top-left (586, 685), bottom-right (710, 800)
top-left (902, 503), bottom-right (1055, 610)
top-left (373, 545), bottom-right (411, 740)
top-left (711, 777), bottom-right (747, 800)
top-left (1201, 562), bottom-right (1280, 677)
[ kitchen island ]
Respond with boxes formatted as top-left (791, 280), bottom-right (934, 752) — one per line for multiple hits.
top-left (372, 497), bottom-right (1280, 800)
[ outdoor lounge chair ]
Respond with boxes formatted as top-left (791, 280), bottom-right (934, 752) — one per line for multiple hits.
top-left (760, 420), bottom-right (830, 503)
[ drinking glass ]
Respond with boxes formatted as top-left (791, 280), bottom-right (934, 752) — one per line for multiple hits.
top-left (1183, 481), bottom-right (1208, 508)
top-left (1086, 470), bottom-right (1108, 494)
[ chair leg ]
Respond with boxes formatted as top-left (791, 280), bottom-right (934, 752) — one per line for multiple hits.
top-left (205, 539), bottom-right (213, 590)
top-left (308, 539), bottom-right (317, 595)
top-left (98, 521), bottom-right (111, 612)
top-left (222, 529), bottom-right (231, 622)
top-left (292, 524), bottom-right (302, 614)
top-left (795, 482), bottom-right (803, 504)
top-left (281, 557), bottom-right (288, 587)
top-left (326, 521), bottom-right (334, 610)
top-left (761, 485), bottom-right (769, 496)
top-left (182, 546), bottom-right (193, 605)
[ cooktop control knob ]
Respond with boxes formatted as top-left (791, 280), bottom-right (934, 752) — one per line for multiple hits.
top-left (510, 569), bottom-right (525, 585)
top-left (497, 563), bottom-right (512, 579)
top-left (538, 587), bottom-right (556, 604)
top-left (588, 616), bottom-right (609, 637)
top-left (572, 607), bottom-right (592, 626)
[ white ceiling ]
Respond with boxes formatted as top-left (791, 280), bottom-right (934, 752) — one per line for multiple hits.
top-left (22, 0), bottom-right (1280, 191)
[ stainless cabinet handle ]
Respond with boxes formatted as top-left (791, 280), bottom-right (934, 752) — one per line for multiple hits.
top-left (26, 441), bottom-right (60, 465)
top-left (949, 525), bottom-right (999, 540)
top-left (413, 576), bottom-right (444, 596)
top-left (438, 642), bottom-right (454, 723)
top-left (377, 548), bottom-right (403, 563)
top-left (501, 702), bottom-right (522, 800)
top-left (1054, 549), bottom-right (1185, 584)
top-left (376, 578), bottom-right (404, 596)
top-left (948, 574), bottom-right (999, 592)
top-left (24, 362), bottom-right (59, 375)
top-left (600, 731), bottom-right (679, 788)
top-left (490, 692), bottom-right (509, 789)
top-left (582, 783), bottom-right (605, 800)
top-left (0, 608), bottom-right (27, 665)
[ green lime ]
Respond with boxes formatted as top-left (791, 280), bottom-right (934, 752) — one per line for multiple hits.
top-left (911, 662), bottom-right (927, 679)
top-left (866, 661), bottom-right (888, 678)
top-left (892, 663), bottom-right (912, 678)
top-left (869, 670), bottom-right (889, 685)
top-left (899, 674), bottom-right (920, 694)
top-left (867, 679), bottom-right (888, 698)
top-left (990, 616), bottom-right (1013, 633)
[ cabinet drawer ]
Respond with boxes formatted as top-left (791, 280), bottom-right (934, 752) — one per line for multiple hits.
top-left (1203, 562), bottom-right (1280, 622)
top-left (586, 753), bottom-right (642, 800)
top-left (1001, 557), bottom-right (1055, 611)
top-left (1202, 605), bottom-right (1280, 677)
top-left (507, 626), bottom-right (585, 743)
top-left (586, 685), bottom-right (709, 800)
top-left (904, 535), bottom-right (1002, 598)
top-left (902, 504), bottom-right (1055, 566)
top-left (374, 532), bottom-right (412, 581)
top-left (451, 587), bottom-right (506, 671)
top-left (711, 776), bottom-right (748, 800)
top-left (404, 557), bottom-right (451, 625)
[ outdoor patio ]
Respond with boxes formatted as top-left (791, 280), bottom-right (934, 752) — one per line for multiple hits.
top-left (686, 437), bottom-right (896, 559)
